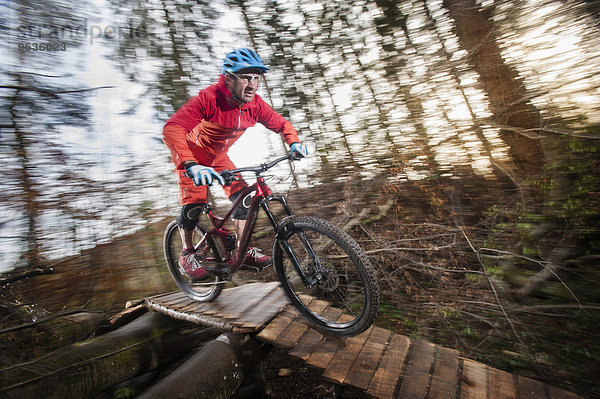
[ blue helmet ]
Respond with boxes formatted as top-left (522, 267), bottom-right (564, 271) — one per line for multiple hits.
top-left (222, 48), bottom-right (269, 75)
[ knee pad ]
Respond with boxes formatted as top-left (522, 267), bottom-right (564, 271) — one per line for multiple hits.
top-left (230, 190), bottom-right (250, 220)
top-left (177, 203), bottom-right (206, 230)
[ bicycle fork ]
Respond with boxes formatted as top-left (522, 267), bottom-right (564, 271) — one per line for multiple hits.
top-left (266, 200), bottom-right (326, 288)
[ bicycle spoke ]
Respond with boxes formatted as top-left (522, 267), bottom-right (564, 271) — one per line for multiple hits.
top-left (163, 220), bottom-right (223, 302)
top-left (274, 216), bottom-right (379, 337)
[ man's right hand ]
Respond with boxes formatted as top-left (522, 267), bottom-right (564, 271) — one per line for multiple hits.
top-left (186, 164), bottom-right (225, 186)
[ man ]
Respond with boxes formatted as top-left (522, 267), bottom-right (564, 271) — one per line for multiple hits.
top-left (163, 48), bottom-right (309, 279)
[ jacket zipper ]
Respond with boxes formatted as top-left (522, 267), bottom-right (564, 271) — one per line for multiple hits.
top-left (237, 106), bottom-right (243, 131)
top-left (196, 105), bottom-right (244, 147)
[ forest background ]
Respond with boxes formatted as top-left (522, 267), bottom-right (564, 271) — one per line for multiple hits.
top-left (1, 0), bottom-right (599, 397)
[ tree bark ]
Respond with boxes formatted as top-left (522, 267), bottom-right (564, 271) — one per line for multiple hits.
top-left (443, 0), bottom-right (546, 176)
top-left (0, 311), bottom-right (104, 364)
top-left (138, 333), bottom-right (246, 399)
top-left (0, 312), bottom-right (222, 399)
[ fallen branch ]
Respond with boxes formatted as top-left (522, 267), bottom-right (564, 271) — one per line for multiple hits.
top-left (0, 85), bottom-right (115, 96)
top-left (459, 227), bottom-right (524, 346)
top-left (516, 245), bottom-right (577, 300)
top-left (0, 309), bottom-right (93, 334)
top-left (460, 300), bottom-right (600, 313)
top-left (364, 243), bottom-right (457, 254)
top-left (0, 267), bottom-right (54, 285)
top-left (480, 246), bottom-right (581, 304)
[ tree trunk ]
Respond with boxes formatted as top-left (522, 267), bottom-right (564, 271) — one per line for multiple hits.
top-left (139, 333), bottom-right (246, 399)
top-left (0, 311), bottom-right (105, 364)
top-left (0, 312), bottom-right (222, 399)
top-left (443, 0), bottom-right (546, 177)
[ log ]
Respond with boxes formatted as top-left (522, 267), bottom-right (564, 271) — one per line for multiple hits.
top-left (0, 311), bottom-right (105, 364)
top-left (516, 246), bottom-right (575, 298)
top-left (0, 312), bottom-right (222, 399)
top-left (94, 303), bottom-right (148, 335)
top-left (138, 333), bottom-right (246, 399)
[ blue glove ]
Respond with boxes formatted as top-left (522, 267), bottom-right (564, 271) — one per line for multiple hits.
top-left (186, 164), bottom-right (225, 186)
top-left (290, 142), bottom-right (309, 159)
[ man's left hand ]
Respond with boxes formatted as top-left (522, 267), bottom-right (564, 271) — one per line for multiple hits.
top-left (290, 142), bottom-right (309, 159)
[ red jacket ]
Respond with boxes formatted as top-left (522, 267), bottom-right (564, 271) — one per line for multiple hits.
top-left (164, 75), bottom-right (299, 169)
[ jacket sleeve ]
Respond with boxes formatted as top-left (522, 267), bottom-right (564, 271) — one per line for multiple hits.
top-left (162, 92), bottom-right (213, 169)
top-left (255, 96), bottom-right (300, 145)
top-left (162, 123), bottom-right (196, 169)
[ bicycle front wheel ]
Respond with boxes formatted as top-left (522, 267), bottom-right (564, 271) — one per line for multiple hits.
top-left (163, 220), bottom-right (223, 302)
top-left (273, 216), bottom-right (380, 337)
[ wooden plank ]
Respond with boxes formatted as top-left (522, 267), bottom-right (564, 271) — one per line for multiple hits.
top-left (169, 299), bottom-right (198, 312)
top-left (214, 284), bottom-right (259, 313)
top-left (173, 302), bottom-right (206, 316)
top-left (149, 291), bottom-right (185, 302)
top-left (304, 313), bottom-right (349, 370)
top-left (221, 282), bottom-right (279, 320)
top-left (157, 293), bottom-right (192, 307)
top-left (548, 386), bottom-right (581, 399)
top-left (288, 305), bottom-right (342, 361)
top-left (201, 284), bottom-right (253, 316)
top-left (256, 305), bottom-right (298, 342)
top-left (232, 287), bottom-right (288, 328)
top-left (488, 367), bottom-right (517, 399)
top-left (518, 375), bottom-right (547, 399)
top-left (321, 324), bottom-right (373, 384)
top-left (176, 296), bottom-right (214, 313)
top-left (185, 294), bottom-right (225, 315)
top-left (273, 320), bottom-right (310, 349)
top-left (461, 358), bottom-right (489, 399)
top-left (305, 334), bottom-right (345, 370)
top-left (343, 326), bottom-right (392, 390)
top-left (366, 333), bottom-right (410, 399)
top-left (273, 298), bottom-right (323, 349)
top-left (396, 339), bottom-right (436, 399)
top-left (288, 327), bottom-right (325, 361)
top-left (429, 347), bottom-right (460, 399)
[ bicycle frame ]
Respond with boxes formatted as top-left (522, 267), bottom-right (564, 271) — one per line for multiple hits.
top-left (195, 174), bottom-right (294, 274)
top-left (169, 154), bottom-right (379, 336)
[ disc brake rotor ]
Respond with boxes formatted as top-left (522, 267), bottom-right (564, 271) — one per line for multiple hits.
top-left (317, 262), bottom-right (339, 292)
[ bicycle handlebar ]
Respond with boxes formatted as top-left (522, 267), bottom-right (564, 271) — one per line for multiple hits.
top-left (185, 153), bottom-right (300, 186)
top-left (220, 153), bottom-right (299, 185)
top-left (225, 153), bottom-right (295, 175)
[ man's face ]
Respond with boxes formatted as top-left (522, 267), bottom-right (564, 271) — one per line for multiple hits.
top-left (225, 69), bottom-right (262, 103)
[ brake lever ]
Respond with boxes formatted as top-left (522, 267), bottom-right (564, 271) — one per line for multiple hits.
top-left (290, 152), bottom-right (303, 161)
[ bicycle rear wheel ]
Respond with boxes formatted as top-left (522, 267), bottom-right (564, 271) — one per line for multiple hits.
top-left (273, 216), bottom-right (380, 336)
top-left (163, 220), bottom-right (223, 302)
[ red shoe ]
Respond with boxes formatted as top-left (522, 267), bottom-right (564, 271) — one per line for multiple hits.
top-left (244, 247), bottom-right (272, 268)
top-left (179, 249), bottom-right (209, 280)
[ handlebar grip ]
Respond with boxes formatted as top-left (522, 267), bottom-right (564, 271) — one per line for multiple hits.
top-left (183, 168), bottom-right (220, 187)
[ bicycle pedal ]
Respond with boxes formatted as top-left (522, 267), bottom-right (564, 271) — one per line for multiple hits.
top-left (240, 263), bottom-right (272, 272)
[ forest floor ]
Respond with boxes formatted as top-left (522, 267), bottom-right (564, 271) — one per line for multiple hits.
top-left (1, 170), bottom-right (598, 398)
top-left (247, 171), bottom-right (600, 399)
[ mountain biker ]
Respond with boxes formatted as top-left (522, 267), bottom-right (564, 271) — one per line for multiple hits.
top-left (163, 48), bottom-right (309, 279)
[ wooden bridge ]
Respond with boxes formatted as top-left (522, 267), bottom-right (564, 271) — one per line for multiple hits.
top-left (140, 282), bottom-right (581, 399)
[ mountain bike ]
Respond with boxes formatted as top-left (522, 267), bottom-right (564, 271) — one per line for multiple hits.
top-left (163, 154), bottom-right (380, 337)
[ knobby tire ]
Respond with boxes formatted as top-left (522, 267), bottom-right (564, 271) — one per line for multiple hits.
top-left (273, 216), bottom-right (380, 337)
top-left (163, 220), bottom-right (223, 302)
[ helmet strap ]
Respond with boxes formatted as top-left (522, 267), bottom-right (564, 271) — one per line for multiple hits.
top-left (230, 93), bottom-right (247, 105)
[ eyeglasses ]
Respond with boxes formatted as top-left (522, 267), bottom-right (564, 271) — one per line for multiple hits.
top-left (229, 72), bottom-right (261, 84)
